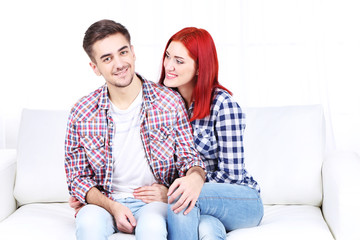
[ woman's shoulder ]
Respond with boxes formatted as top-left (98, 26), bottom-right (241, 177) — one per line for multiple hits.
top-left (211, 88), bottom-right (245, 122)
top-left (212, 88), bottom-right (241, 109)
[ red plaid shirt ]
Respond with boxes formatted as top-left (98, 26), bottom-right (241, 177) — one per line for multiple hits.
top-left (64, 75), bottom-right (204, 203)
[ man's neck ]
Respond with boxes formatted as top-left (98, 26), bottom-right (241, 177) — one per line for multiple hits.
top-left (108, 74), bottom-right (142, 110)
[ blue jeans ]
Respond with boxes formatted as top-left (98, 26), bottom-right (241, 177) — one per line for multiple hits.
top-left (76, 198), bottom-right (167, 240)
top-left (167, 183), bottom-right (264, 240)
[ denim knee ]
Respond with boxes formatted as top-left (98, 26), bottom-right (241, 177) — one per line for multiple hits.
top-left (135, 202), bottom-right (167, 240)
top-left (199, 215), bottom-right (226, 240)
top-left (76, 204), bottom-right (115, 240)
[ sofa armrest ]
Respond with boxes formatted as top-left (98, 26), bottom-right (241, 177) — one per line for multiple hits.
top-left (0, 149), bottom-right (17, 222)
top-left (322, 151), bottom-right (360, 240)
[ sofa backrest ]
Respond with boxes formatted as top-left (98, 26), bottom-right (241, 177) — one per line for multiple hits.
top-left (13, 105), bottom-right (325, 207)
top-left (14, 109), bottom-right (70, 206)
top-left (244, 105), bottom-right (325, 206)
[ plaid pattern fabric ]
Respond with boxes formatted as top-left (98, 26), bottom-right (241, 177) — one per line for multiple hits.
top-left (190, 88), bottom-right (260, 193)
top-left (65, 75), bottom-right (204, 203)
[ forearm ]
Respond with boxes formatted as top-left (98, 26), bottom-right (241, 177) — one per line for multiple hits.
top-left (86, 187), bottom-right (116, 215)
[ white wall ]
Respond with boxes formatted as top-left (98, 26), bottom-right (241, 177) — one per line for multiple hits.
top-left (0, 0), bottom-right (359, 155)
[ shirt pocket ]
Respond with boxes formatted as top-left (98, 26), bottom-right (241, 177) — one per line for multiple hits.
top-left (80, 135), bottom-right (106, 169)
top-left (149, 125), bottom-right (175, 160)
top-left (193, 127), bottom-right (216, 157)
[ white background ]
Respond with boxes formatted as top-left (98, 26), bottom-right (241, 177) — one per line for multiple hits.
top-left (0, 0), bottom-right (359, 155)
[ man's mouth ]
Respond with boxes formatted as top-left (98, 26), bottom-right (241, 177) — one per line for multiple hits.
top-left (113, 66), bottom-right (129, 77)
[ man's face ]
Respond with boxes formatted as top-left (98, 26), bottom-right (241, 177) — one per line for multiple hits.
top-left (90, 33), bottom-right (136, 89)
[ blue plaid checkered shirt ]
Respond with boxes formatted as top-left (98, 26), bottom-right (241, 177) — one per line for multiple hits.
top-left (189, 88), bottom-right (260, 193)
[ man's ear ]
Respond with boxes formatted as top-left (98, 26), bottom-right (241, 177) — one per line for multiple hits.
top-left (131, 45), bottom-right (136, 61)
top-left (89, 62), bottom-right (101, 76)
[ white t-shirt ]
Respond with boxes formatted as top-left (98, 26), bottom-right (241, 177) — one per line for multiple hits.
top-left (109, 90), bottom-right (156, 199)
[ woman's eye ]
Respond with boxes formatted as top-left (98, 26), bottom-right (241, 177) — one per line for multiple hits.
top-left (176, 59), bottom-right (184, 64)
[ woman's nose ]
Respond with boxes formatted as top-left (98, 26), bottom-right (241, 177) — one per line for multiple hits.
top-left (164, 60), bottom-right (174, 71)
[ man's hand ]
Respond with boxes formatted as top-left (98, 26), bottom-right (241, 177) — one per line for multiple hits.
top-left (168, 166), bottom-right (205, 215)
top-left (86, 187), bottom-right (136, 233)
top-left (133, 183), bottom-right (168, 203)
top-left (69, 196), bottom-right (84, 215)
top-left (109, 201), bottom-right (137, 233)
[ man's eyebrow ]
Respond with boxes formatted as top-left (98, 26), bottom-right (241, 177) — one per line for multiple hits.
top-left (118, 45), bottom-right (129, 52)
top-left (100, 46), bottom-right (129, 59)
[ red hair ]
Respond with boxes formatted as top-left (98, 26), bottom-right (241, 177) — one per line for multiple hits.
top-left (159, 27), bottom-right (231, 121)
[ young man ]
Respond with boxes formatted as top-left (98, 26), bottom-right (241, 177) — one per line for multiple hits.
top-left (64, 19), bottom-right (206, 240)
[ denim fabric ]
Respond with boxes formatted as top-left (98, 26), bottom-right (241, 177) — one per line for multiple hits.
top-left (167, 183), bottom-right (264, 240)
top-left (76, 198), bottom-right (167, 240)
top-left (199, 215), bottom-right (226, 240)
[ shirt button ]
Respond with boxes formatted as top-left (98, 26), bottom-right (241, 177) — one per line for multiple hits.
top-left (109, 123), bottom-right (113, 127)
top-left (109, 142), bottom-right (113, 146)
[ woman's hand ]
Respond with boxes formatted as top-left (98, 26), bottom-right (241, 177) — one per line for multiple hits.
top-left (133, 183), bottom-right (168, 203)
top-left (168, 166), bottom-right (205, 215)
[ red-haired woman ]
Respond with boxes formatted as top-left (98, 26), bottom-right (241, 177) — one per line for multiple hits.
top-left (159, 27), bottom-right (263, 239)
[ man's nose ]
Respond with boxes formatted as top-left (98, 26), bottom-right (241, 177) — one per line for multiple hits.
top-left (113, 55), bottom-right (125, 68)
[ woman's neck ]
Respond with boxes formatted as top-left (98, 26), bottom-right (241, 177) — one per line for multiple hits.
top-left (177, 79), bottom-right (196, 109)
top-left (178, 86), bottom-right (194, 109)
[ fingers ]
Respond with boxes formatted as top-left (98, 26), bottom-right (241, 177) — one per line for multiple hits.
top-left (167, 180), bottom-right (181, 203)
top-left (133, 184), bottom-right (169, 203)
top-left (184, 200), bottom-right (196, 215)
top-left (171, 193), bottom-right (191, 214)
top-left (115, 206), bottom-right (137, 233)
top-left (69, 196), bottom-right (84, 209)
top-left (117, 219), bottom-right (134, 233)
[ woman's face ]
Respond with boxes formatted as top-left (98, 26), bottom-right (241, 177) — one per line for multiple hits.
top-left (163, 41), bottom-right (197, 91)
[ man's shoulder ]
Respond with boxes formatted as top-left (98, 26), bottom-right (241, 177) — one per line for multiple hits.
top-left (69, 85), bottom-right (106, 122)
top-left (142, 78), bottom-right (184, 109)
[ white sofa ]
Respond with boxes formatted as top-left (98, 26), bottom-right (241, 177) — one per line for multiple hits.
top-left (0, 105), bottom-right (359, 240)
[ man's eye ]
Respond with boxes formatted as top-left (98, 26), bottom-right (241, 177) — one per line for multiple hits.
top-left (120, 51), bottom-right (128, 55)
top-left (103, 57), bottom-right (111, 62)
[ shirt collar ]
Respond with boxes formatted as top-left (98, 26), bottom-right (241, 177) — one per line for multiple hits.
top-left (98, 73), bottom-right (157, 110)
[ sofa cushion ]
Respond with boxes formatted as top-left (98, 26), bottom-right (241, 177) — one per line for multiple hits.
top-left (227, 205), bottom-right (333, 240)
top-left (0, 204), bottom-right (333, 240)
top-left (0, 203), bottom-right (75, 240)
top-left (13, 109), bottom-right (70, 206)
top-left (244, 105), bottom-right (325, 206)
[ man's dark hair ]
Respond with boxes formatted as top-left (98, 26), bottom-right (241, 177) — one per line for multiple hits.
top-left (83, 19), bottom-right (131, 61)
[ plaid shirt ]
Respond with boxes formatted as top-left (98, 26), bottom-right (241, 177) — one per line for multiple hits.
top-left (190, 88), bottom-right (260, 192)
top-left (64, 75), bottom-right (204, 203)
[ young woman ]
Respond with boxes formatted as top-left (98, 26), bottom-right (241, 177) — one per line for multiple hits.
top-left (159, 27), bottom-right (264, 239)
